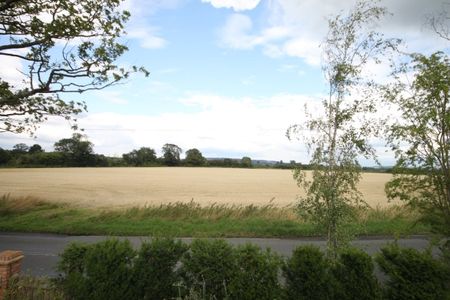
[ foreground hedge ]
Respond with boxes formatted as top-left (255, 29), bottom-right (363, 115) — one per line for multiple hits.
top-left (54, 238), bottom-right (449, 300)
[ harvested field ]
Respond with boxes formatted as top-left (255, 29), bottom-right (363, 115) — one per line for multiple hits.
top-left (0, 167), bottom-right (393, 208)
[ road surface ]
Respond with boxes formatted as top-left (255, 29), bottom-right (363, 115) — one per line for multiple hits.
top-left (0, 232), bottom-right (433, 277)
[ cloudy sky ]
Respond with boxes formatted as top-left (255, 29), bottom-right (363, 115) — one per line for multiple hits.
top-left (1, 0), bottom-right (449, 165)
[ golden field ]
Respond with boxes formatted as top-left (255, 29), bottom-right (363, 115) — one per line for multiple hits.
top-left (0, 167), bottom-right (394, 208)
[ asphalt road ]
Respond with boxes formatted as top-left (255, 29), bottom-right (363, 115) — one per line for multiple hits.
top-left (0, 232), bottom-right (433, 277)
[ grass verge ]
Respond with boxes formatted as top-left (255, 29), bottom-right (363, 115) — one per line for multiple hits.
top-left (0, 194), bottom-right (430, 237)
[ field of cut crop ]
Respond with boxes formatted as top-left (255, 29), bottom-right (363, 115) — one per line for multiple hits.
top-left (0, 167), bottom-right (393, 208)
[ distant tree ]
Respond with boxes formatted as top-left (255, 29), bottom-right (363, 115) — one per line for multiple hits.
top-left (184, 148), bottom-right (206, 166)
top-left (28, 144), bottom-right (44, 154)
top-left (162, 144), bottom-right (182, 166)
top-left (123, 147), bottom-right (157, 166)
top-left (12, 143), bottom-right (29, 154)
top-left (223, 158), bottom-right (234, 167)
top-left (241, 156), bottom-right (252, 168)
top-left (0, 147), bottom-right (11, 165)
top-left (54, 133), bottom-right (95, 166)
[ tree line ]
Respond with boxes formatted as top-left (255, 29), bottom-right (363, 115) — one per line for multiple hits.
top-left (0, 134), bottom-right (296, 169)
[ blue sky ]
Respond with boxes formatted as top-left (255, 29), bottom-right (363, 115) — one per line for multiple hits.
top-left (1, 0), bottom-right (449, 165)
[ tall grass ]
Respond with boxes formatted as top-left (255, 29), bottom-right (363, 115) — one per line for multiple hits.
top-left (0, 194), bottom-right (430, 237)
top-left (0, 194), bottom-right (60, 216)
top-left (98, 199), bottom-right (298, 221)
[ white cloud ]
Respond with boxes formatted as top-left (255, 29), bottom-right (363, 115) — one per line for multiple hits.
top-left (121, 0), bottom-right (185, 49)
top-left (0, 91), bottom-right (398, 165)
top-left (219, 14), bottom-right (291, 50)
top-left (202, 0), bottom-right (261, 11)
top-left (1, 93), bottom-right (322, 162)
top-left (127, 27), bottom-right (167, 49)
top-left (0, 52), bottom-right (26, 88)
top-left (282, 38), bottom-right (321, 66)
top-left (220, 14), bottom-right (256, 49)
top-left (94, 91), bottom-right (129, 105)
top-left (217, 0), bottom-right (449, 65)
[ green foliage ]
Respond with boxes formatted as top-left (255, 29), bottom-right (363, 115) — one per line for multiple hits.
top-left (288, 0), bottom-right (398, 260)
top-left (376, 243), bottom-right (450, 300)
top-left (58, 242), bottom-right (90, 275)
top-left (241, 156), bottom-right (252, 168)
top-left (333, 248), bottom-right (381, 300)
top-left (384, 52), bottom-right (450, 236)
top-left (12, 143), bottom-right (29, 154)
top-left (0, 147), bottom-right (11, 165)
top-left (180, 239), bottom-right (237, 299)
top-left (28, 144), bottom-right (44, 154)
top-left (123, 147), bottom-right (157, 166)
top-left (184, 148), bottom-right (206, 166)
top-left (5, 275), bottom-right (65, 300)
top-left (282, 245), bottom-right (333, 300)
top-left (133, 238), bottom-right (188, 300)
top-left (54, 238), bottom-right (450, 300)
top-left (162, 143), bottom-right (183, 166)
top-left (229, 244), bottom-right (282, 300)
top-left (58, 239), bottom-right (135, 300)
top-left (54, 133), bottom-right (96, 167)
top-left (0, 0), bottom-right (148, 135)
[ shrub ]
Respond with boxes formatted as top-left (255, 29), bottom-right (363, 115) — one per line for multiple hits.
top-left (376, 243), bottom-right (450, 300)
top-left (228, 243), bottom-right (282, 300)
top-left (333, 247), bottom-right (381, 300)
top-left (5, 274), bottom-right (65, 300)
top-left (133, 238), bottom-right (188, 300)
top-left (180, 239), bottom-right (237, 299)
top-left (282, 245), bottom-right (333, 300)
top-left (57, 242), bottom-right (90, 298)
top-left (58, 239), bottom-right (135, 300)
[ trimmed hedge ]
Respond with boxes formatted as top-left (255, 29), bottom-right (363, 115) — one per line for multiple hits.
top-left (333, 247), bottom-right (381, 300)
top-left (229, 243), bottom-right (282, 300)
top-left (58, 239), bottom-right (135, 300)
top-left (282, 245), bottom-right (334, 300)
top-left (180, 239), bottom-right (237, 299)
top-left (376, 243), bottom-right (450, 300)
top-left (133, 238), bottom-right (188, 299)
top-left (56, 238), bottom-right (449, 300)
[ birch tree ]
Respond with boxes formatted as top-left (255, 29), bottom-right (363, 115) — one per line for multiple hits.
top-left (288, 1), bottom-right (398, 260)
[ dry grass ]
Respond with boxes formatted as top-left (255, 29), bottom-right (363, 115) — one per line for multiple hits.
top-left (0, 194), bottom-right (59, 215)
top-left (0, 167), bottom-right (395, 209)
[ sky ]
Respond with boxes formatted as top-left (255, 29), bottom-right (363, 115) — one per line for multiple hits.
top-left (0, 0), bottom-right (449, 165)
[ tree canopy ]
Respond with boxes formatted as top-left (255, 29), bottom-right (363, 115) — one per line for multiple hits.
top-left (0, 0), bottom-right (148, 134)
top-left (54, 133), bottom-right (95, 166)
top-left (123, 147), bottom-right (157, 166)
top-left (241, 156), bottom-right (252, 168)
top-left (288, 0), bottom-right (398, 259)
top-left (162, 143), bottom-right (182, 166)
top-left (184, 148), bottom-right (206, 166)
top-left (385, 52), bottom-right (450, 235)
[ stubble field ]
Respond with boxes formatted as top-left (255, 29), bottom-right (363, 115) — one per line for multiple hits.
top-left (0, 167), bottom-right (393, 208)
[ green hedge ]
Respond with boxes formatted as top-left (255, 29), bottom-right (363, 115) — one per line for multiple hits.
top-left (283, 245), bottom-right (333, 300)
top-left (56, 238), bottom-right (449, 300)
top-left (376, 243), bottom-right (450, 300)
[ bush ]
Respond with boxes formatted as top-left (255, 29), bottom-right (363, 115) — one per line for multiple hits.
top-left (376, 243), bottom-right (450, 300)
top-left (58, 239), bottom-right (135, 300)
top-left (282, 245), bottom-right (333, 300)
top-left (333, 247), bottom-right (381, 300)
top-left (228, 243), bottom-right (282, 300)
top-left (133, 238), bottom-right (188, 300)
top-left (180, 239), bottom-right (237, 299)
top-left (57, 242), bottom-right (90, 298)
